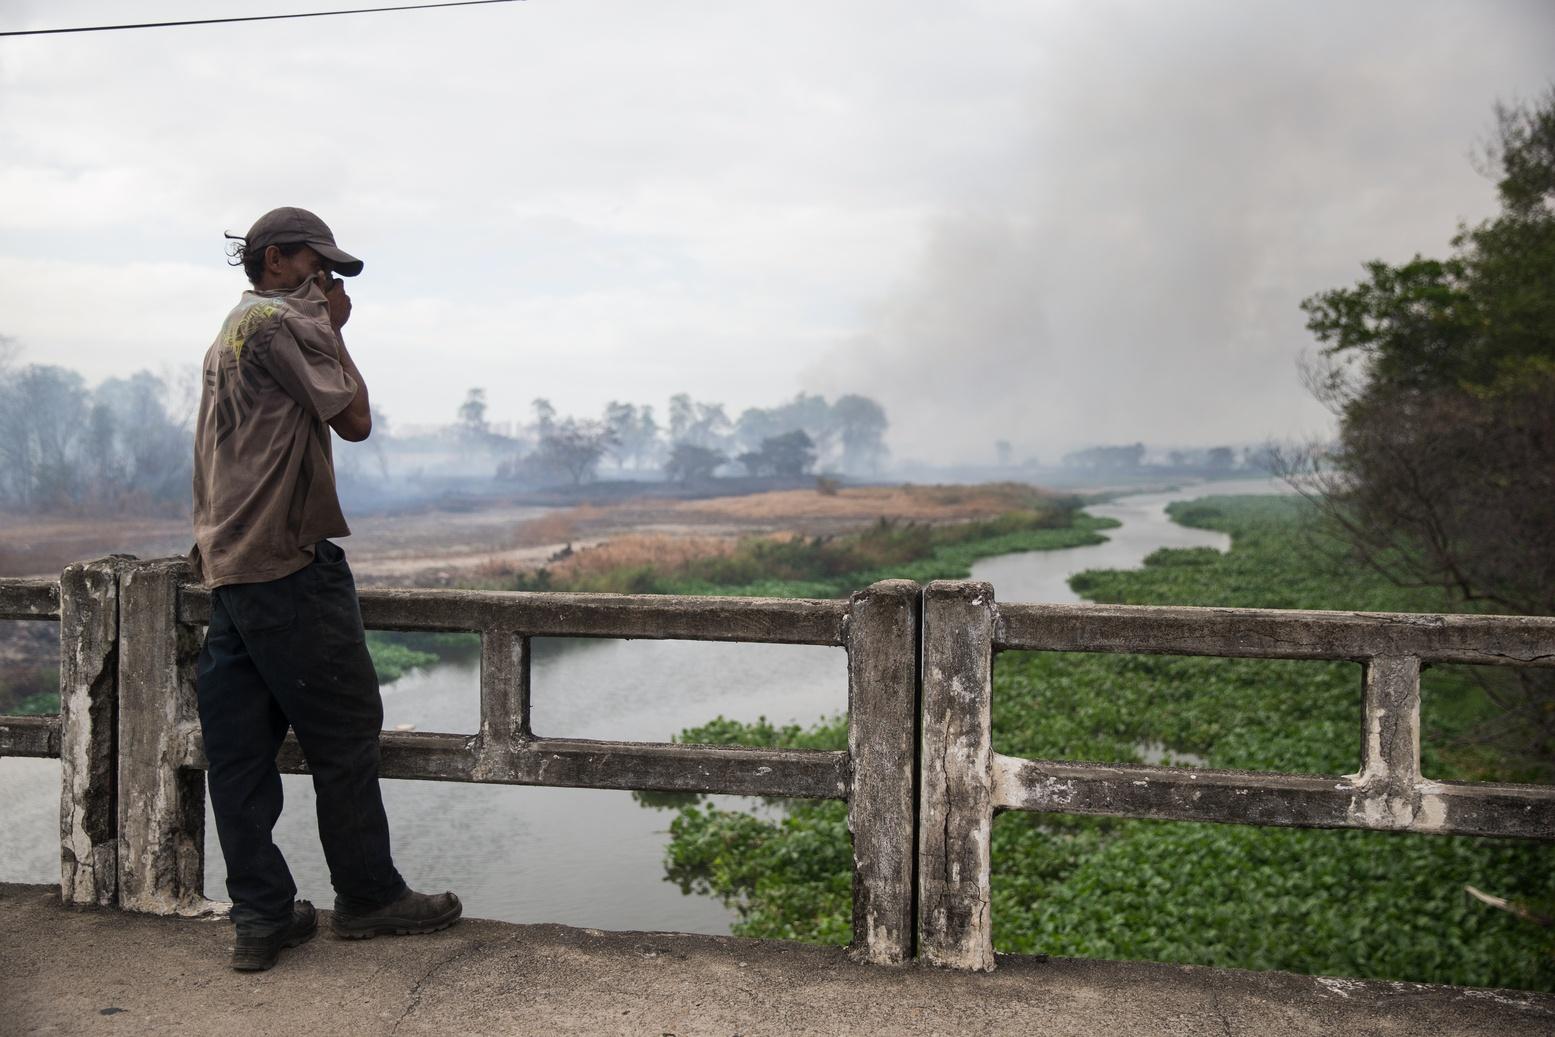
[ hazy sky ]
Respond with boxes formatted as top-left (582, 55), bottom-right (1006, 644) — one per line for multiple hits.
top-left (1, 1), bottom-right (1552, 462)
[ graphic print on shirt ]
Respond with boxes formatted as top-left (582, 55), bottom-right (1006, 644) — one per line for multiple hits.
top-left (207, 299), bottom-right (282, 448)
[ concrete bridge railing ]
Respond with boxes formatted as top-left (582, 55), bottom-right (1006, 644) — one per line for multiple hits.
top-left (2, 557), bottom-right (920, 964)
top-left (2, 558), bottom-right (1553, 972)
top-left (917, 582), bottom-right (1555, 970)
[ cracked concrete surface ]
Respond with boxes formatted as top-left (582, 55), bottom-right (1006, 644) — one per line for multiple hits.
top-left (3, 884), bottom-right (1552, 1037)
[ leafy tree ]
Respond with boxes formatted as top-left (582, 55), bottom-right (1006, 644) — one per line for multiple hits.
top-left (733, 406), bottom-right (784, 454)
top-left (765, 430), bottom-right (817, 477)
top-left (634, 405), bottom-right (661, 469)
top-left (530, 397), bottom-right (557, 438)
top-left (1298, 90), bottom-right (1555, 613)
top-left (731, 392), bottom-right (890, 474)
top-left (602, 400), bottom-right (638, 469)
top-left (832, 393), bottom-right (888, 474)
top-left (457, 387), bottom-right (489, 438)
top-left (775, 392), bottom-right (839, 460)
top-left (693, 401), bottom-right (732, 449)
top-left (735, 451), bottom-right (765, 477)
top-left (1296, 88), bottom-right (1555, 770)
top-left (664, 442), bottom-right (724, 483)
top-left (737, 430), bottom-right (817, 478)
top-left (667, 393), bottom-right (694, 444)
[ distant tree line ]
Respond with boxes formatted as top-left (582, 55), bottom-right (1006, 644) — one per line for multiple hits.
top-left (481, 390), bottom-right (889, 486)
top-left (1060, 442), bottom-right (1267, 473)
top-left (0, 341), bottom-right (193, 514)
top-left (0, 331), bottom-right (892, 505)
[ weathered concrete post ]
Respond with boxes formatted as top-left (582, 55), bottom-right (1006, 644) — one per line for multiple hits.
top-left (117, 558), bottom-right (210, 914)
top-left (58, 557), bottom-right (130, 907)
top-left (1352, 655), bottom-right (1423, 828)
top-left (846, 579), bottom-right (920, 964)
top-left (474, 627), bottom-right (528, 779)
top-left (918, 580), bottom-right (996, 971)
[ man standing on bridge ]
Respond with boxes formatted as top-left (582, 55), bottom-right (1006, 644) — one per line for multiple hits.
top-left (191, 207), bottom-right (461, 971)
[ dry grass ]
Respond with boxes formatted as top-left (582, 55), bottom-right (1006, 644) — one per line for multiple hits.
top-left (506, 505), bottom-right (607, 547)
top-left (0, 514), bottom-right (191, 578)
top-left (487, 484), bottom-right (1067, 586)
top-left (662, 482), bottom-right (1060, 525)
top-left (545, 534), bottom-right (740, 581)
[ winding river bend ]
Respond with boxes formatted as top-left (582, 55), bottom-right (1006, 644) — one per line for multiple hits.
top-left (0, 479), bottom-right (1277, 933)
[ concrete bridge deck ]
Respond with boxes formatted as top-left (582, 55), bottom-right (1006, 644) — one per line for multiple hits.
top-left (3, 885), bottom-right (1550, 1037)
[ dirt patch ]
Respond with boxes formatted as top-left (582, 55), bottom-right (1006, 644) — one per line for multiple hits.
top-left (0, 514), bottom-right (190, 577)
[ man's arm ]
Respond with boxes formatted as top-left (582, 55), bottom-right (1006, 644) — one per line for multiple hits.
top-left (329, 333), bottom-right (372, 442)
top-left (323, 278), bottom-right (371, 442)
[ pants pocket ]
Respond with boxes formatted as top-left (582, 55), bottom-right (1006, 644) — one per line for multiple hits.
top-left (304, 543), bottom-right (366, 647)
top-left (217, 578), bottom-right (297, 634)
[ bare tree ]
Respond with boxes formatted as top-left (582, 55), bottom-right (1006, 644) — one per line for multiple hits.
top-left (534, 419), bottom-right (616, 485)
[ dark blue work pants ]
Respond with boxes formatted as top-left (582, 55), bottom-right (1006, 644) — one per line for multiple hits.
top-left (195, 539), bottom-right (406, 934)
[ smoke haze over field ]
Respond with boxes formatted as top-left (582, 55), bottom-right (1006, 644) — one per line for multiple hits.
top-left (1, 1), bottom-right (1552, 464)
top-left (814, 3), bottom-right (1555, 461)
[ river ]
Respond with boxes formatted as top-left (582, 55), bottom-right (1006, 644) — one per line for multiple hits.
top-left (0, 478), bottom-right (1280, 933)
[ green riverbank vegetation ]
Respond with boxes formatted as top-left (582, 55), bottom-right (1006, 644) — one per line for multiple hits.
top-left (0, 663), bottom-right (59, 716)
top-left (364, 491), bottom-right (1111, 681)
top-left (652, 495), bottom-right (1555, 990)
top-left (504, 493), bottom-right (1113, 599)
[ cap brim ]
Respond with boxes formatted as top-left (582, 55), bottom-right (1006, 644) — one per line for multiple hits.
top-left (310, 241), bottom-right (364, 277)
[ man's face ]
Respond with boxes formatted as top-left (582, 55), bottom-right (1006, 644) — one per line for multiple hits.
top-left (267, 244), bottom-right (332, 291)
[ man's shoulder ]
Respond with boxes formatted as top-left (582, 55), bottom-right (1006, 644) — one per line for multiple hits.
top-left (217, 292), bottom-right (288, 363)
top-left (262, 284), bottom-right (336, 350)
top-left (218, 286), bottom-right (337, 362)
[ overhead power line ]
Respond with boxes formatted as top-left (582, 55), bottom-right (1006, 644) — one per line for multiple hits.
top-left (0, 0), bottom-right (521, 37)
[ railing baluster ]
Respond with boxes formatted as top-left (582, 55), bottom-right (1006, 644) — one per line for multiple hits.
top-left (58, 558), bottom-right (126, 907)
top-left (476, 627), bottom-right (527, 780)
top-left (845, 579), bottom-right (920, 965)
top-left (1352, 654), bottom-right (1423, 828)
top-left (918, 580), bottom-right (996, 972)
top-left (117, 558), bottom-right (209, 914)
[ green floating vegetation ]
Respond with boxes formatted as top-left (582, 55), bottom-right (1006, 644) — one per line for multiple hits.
top-left (0, 667), bottom-right (60, 716)
top-left (511, 501), bottom-right (1117, 599)
top-left (655, 495), bottom-right (1555, 991)
top-left (365, 631), bottom-right (479, 685)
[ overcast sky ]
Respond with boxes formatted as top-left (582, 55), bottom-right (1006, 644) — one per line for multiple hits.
top-left (1, 0), bottom-right (1552, 463)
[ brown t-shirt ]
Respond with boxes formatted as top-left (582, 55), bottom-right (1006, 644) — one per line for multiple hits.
top-left (191, 280), bottom-right (357, 588)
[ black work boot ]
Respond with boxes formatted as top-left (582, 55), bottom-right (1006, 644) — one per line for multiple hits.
top-left (331, 889), bottom-right (462, 940)
top-left (231, 900), bottom-right (318, 971)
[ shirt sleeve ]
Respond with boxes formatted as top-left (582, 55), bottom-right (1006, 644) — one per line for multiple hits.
top-left (260, 311), bottom-right (359, 422)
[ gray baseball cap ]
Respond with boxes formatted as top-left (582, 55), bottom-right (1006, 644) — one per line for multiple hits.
top-left (241, 206), bottom-right (364, 277)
